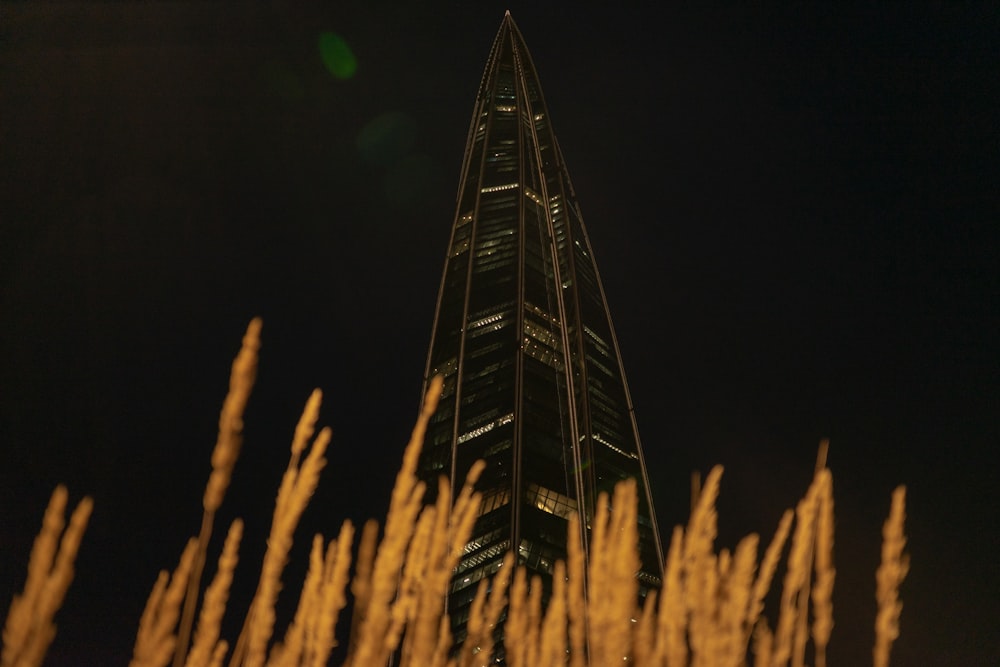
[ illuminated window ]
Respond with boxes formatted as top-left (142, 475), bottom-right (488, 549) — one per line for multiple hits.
top-left (457, 539), bottom-right (510, 574)
top-left (464, 527), bottom-right (505, 553)
top-left (468, 311), bottom-right (506, 330)
top-left (524, 319), bottom-right (562, 350)
top-left (523, 337), bottom-right (564, 371)
top-left (517, 538), bottom-right (560, 574)
top-left (478, 486), bottom-right (511, 515)
top-left (480, 182), bottom-right (519, 194)
top-left (525, 301), bottom-right (559, 325)
top-left (524, 482), bottom-right (577, 519)
top-left (523, 187), bottom-right (545, 207)
top-left (458, 412), bottom-right (514, 445)
top-left (592, 432), bottom-right (638, 460)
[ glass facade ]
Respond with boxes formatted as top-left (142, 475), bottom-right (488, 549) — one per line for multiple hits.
top-left (419, 12), bottom-right (664, 649)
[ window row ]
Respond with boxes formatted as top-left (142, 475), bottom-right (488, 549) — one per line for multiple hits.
top-left (458, 412), bottom-right (513, 446)
top-left (451, 552), bottom-right (507, 594)
top-left (592, 432), bottom-right (638, 460)
top-left (523, 318), bottom-right (562, 351)
top-left (457, 536), bottom-right (511, 576)
top-left (523, 337), bottom-right (564, 372)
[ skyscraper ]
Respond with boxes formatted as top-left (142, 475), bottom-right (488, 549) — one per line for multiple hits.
top-left (418, 12), bottom-right (664, 646)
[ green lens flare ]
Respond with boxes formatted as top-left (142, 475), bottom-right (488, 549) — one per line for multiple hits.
top-left (318, 32), bottom-right (357, 80)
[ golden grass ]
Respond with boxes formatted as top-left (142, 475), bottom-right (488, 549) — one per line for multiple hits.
top-left (1, 486), bottom-right (92, 667)
top-left (1, 320), bottom-right (910, 667)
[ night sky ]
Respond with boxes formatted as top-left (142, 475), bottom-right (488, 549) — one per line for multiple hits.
top-left (1, 2), bottom-right (997, 665)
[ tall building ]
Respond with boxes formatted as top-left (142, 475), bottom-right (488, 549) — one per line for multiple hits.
top-left (418, 12), bottom-right (664, 648)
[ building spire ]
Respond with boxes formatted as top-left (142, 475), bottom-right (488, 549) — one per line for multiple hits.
top-left (418, 13), bottom-right (664, 653)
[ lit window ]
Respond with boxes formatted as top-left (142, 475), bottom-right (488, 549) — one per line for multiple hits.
top-left (592, 432), bottom-right (639, 460)
top-left (525, 301), bottom-right (559, 325)
top-left (524, 482), bottom-right (577, 519)
top-left (480, 182), bottom-right (519, 194)
top-left (523, 188), bottom-right (545, 207)
top-left (524, 319), bottom-right (562, 350)
top-left (457, 412), bottom-right (514, 444)
top-left (449, 239), bottom-right (470, 257)
top-left (478, 486), bottom-right (511, 515)
top-left (469, 311), bottom-right (503, 329)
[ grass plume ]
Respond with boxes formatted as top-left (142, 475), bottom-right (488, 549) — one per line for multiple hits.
top-left (1, 320), bottom-right (909, 667)
top-left (1, 486), bottom-right (93, 667)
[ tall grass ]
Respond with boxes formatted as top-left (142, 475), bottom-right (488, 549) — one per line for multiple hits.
top-left (1, 320), bottom-right (908, 666)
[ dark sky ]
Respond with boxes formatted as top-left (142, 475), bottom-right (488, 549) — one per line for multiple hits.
top-left (1, 2), bottom-right (997, 665)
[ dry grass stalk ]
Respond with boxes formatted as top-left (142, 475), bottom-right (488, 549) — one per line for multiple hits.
top-left (346, 518), bottom-right (378, 656)
top-left (811, 471), bottom-right (835, 667)
top-left (873, 486), bottom-right (908, 667)
top-left (207, 642), bottom-right (228, 667)
top-left (403, 461), bottom-right (486, 667)
top-left (262, 537), bottom-right (322, 667)
top-left (343, 375), bottom-right (441, 667)
top-left (2, 487), bottom-right (66, 667)
top-left (770, 473), bottom-right (821, 667)
top-left (685, 465), bottom-right (722, 667)
top-left (655, 524), bottom-right (688, 667)
top-left (400, 480), bottom-right (452, 666)
top-left (524, 574), bottom-right (543, 667)
top-left (390, 504), bottom-right (437, 655)
top-left (752, 621), bottom-right (774, 667)
top-left (716, 534), bottom-right (758, 667)
top-left (185, 520), bottom-right (244, 667)
top-left (504, 566), bottom-right (529, 667)
top-left (203, 318), bottom-right (263, 514)
top-left (745, 509), bottom-right (793, 651)
top-left (240, 412), bottom-right (331, 667)
top-left (308, 521), bottom-right (355, 666)
top-left (268, 520), bottom-right (354, 667)
top-left (539, 560), bottom-right (568, 667)
top-left (591, 480), bottom-right (640, 666)
top-left (1, 486), bottom-right (93, 667)
top-left (178, 318), bottom-right (263, 667)
top-left (132, 539), bottom-right (199, 667)
top-left (458, 581), bottom-right (490, 667)
top-left (5, 321), bottom-right (917, 667)
top-left (457, 551), bottom-right (513, 667)
top-left (585, 492), bottom-right (612, 666)
top-left (632, 587), bottom-right (657, 667)
top-left (566, 512), bottom-right (588, 667)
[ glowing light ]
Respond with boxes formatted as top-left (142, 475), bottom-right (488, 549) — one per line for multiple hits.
top-left (318, 32), bottom-right (357, 79)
